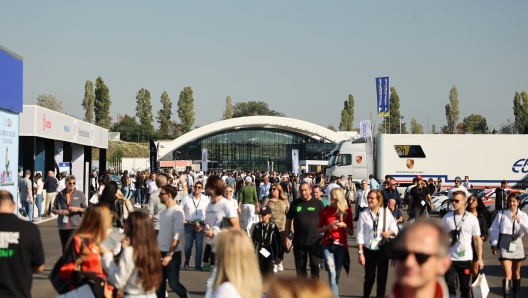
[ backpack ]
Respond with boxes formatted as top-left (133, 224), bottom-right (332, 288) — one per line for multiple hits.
top-left (112, 199), bottom-right (129, 228)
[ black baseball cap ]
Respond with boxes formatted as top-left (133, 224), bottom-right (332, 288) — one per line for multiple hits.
top-left (259, 206), bottom-right (272, 215)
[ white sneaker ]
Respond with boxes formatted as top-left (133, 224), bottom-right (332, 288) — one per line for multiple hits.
top-left (165, 290), bottom-right (168, 297)
top-left (273, 265), bottom-right (278, 273)
top-left (277, 262), bottom-right (283, 272)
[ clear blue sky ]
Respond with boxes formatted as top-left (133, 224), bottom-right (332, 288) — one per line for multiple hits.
top-left (2, 1), bottom-right (527, 131)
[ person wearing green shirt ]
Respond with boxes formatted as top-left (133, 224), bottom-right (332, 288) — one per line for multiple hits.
top-left (238, 176), bottom-right (259, 228)
top-left (313, 185), bottom-right (330, 207)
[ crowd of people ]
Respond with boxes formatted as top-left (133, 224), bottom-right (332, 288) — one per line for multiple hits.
top-left (3, 168), bottom-right (528, 298)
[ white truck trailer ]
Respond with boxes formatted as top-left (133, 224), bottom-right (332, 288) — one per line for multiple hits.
top-left (325, 134), bottom-right (528, 189)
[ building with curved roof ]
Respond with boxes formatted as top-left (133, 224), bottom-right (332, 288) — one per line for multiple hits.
top-left (159, 116), bottom-right (350, 172)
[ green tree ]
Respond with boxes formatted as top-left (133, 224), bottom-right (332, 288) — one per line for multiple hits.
top-left (112, 114), bottom-right (140, 142)
top-left (513, 91), bottom-right (528, 133)
top-left (37, 94), bottom-right (65, 113)
top-left (94, 77), bottom-right (112, 129)
top-left (223, 96), bottom-right (233, 120)
top-left (81, 80), bottom-right (95, 122)
top-left (410, 118), bottom-right (424, 134)
top-left (339, 95), bottom-right (354, 131)
top-left (445, 86), bottom-right (460, 134)
top-left (377, 87), bottom-right (402, 133)
top-left (327, 125), bottom-right (337, 132)
top-left (431, 124), bottom-right (437, 134)
top-left (135, 88), bottom-right (154, 140)
top-left (232, 101), bottom-right (285, 118)
top-left (462, 114), bottom-right (488, 134)
top-left (156, 91), bottom-right (172, 138)
top-left (177, 86), bottom-right (196, 134)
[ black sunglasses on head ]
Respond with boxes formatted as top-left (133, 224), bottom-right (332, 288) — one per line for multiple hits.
top-left (393, 249), bottom-right (433, 265)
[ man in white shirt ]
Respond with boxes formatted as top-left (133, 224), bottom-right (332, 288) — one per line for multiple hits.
top-left (156, 184), bottom-right (190, 298)
top-left (56, 172), bottom-right (67, 193)
top-left (259, 176), bottom-right (271, 203)
top-left (446, 177), bottom-right (468, 213)
top-left (462, 176), bottom-right (472, 189)
top-left (303, 174), bottom-right (312, 185)
top-left (147, 173), bottom-right (158, 196)
top-left (356, 180), bottom-right (370, 214)
top-left (186, 172), bottom-right (194, 195)
top-left (441, 188), bottom-right (483, 297)
top-left (326, 176), bottom-right (340, 199)
top-left (181, 181), bottom-right (210, 271)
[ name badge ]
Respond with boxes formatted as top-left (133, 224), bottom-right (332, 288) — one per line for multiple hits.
top-left (369, 239), bottom-right (380, 250)
top-left (421, 200), bottom-right (426, 206)
top-left (260, 248), bottom-right (271, 258)
top-left (62, 216), bottom-right (69, 224)
top-left (509, 241), bottom-right (517, 252)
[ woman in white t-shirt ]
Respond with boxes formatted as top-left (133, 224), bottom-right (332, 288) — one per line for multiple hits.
top-left (212, 229), bottom-right (262, 298)
top-left (224, 185), bottom-right (238, 211)
top-left (33, 173), bottom-right (44, 220)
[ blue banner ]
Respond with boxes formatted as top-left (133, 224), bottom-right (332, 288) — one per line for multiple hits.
top-left (0, 45), bottom-right (23, 113)
top-left (376, 77), bottom-right (390, 116)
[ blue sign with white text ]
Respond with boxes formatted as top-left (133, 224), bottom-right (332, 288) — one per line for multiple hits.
top-left (376, 77), bottom-right (390, 117)
top-left (0, 46), bottom-right (23, 113)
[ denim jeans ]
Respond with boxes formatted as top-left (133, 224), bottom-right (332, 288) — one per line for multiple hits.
top-left (122, 186), bottom-right (130, 200)
top-left (22, 200), bottom-right (33, 222)
top-left (323, 244), bottom-right (346, 298)
top-left (35, 194), bottom-right (43, 218)
top-left (135, 189), bottom-right (143, 205)
top-left (156, 251), bottom-right (191, 298)
top-left (184, 224), bottom-right (204, 268)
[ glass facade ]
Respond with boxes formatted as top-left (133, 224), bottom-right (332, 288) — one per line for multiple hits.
top-left (160, 128), bottom-right (336, 172)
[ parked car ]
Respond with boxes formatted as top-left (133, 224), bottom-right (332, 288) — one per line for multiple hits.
top-left (429, 191), bottom-right (449, 214)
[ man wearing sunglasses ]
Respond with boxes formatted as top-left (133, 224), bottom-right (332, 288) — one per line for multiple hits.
top-left (446, 176), bottom-right (465, 213)
top-left (387, 220), bottom-right (452, 298)
top-left (441, 188), bottom-right (483, 297)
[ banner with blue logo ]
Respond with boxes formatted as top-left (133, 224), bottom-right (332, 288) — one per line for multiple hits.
top-left (376, 77), bottom-right (390, 116)
top-left (360, 120), bottom-right (372, 137)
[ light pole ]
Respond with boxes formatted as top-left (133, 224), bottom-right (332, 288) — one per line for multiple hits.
top-left (399, 114), bottom-right (404, 134)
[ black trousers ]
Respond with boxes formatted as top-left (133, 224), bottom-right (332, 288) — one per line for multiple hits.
top-left (258, 254), bottom-right (274, 278)
top-left (444, 260), bottom-right (472, 297)
top-left (293, 245), bottom-right (320, 279)
top-left (363, 248), bottom-right (389, 298)
top-left (58, 229), bottom-right (75, 254)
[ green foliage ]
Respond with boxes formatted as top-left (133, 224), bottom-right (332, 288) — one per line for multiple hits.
top-left (327, 125), bottom-right (337, 132)
top-left (377, 87), bottom-right (402, 134)
top-left (37, 94), bottom-right (65, 113)
top-left (431, 124), bottom-right (437, 134)
top-left (135, 88), bottom-right (154, 140)
top-left (232, 101), bottom-right (285, 118)
top-left (462, 114), bottom-right (488, 134)
top-left (410, 118), bottom-right (424, 134)
top-left (513, 91), bottom-right (528, 133)
top-left (156, 91), bottom-right (172, 138)
top-left (445, 86), bottom-right (460, 134)
top-left (177, 86), bottom-right (196, 134)
top-left (81, 80), bottom-right (95, 123)
top-left (223, 96), bottom-right (233, 120)
top-left (339, 95), bottom-right (354, 131)
top-left (94, 77), bottom-right (112, 129)
top-left (112, 114), bottom-right (140, 142)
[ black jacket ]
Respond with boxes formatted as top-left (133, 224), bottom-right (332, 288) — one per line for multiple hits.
top-left (495, 188), bottom-right (507, 211)
top-left (252, 222), bottom-right (282, 262)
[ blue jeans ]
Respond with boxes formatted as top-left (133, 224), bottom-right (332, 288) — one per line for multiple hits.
top-left (184, 224), bottom-right (204, 268)
top-left (122, 186), bottom-right (130, 200)
top-left (156, 251), bottom-right (190, 298)
top-left (135, 189), bottom-right (143, 205)
top-left (323, 244), bottom-right (346, 298)
top-left (35, 194), bottom-right (43, 218)
top-left (22, 200), bottom-right (33, 222)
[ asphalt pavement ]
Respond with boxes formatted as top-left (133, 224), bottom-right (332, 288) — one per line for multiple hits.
top-left (30, 210), bottom-right (528, 298)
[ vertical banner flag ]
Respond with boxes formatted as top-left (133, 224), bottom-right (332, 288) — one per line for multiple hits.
top-left (271, 161), bottom-right (274, 173)
top-left (376, 77), bottom-right (390, 116)
top-left (201, 149), bottom-right (208, 172)
top-left (149, 139), bottom-right (158, 173)
top-left (359, 120), bottom-right (372, 137)
top-left (267, 160), bottom-right (270, 173)
top-left (292, 149), bottom-right (299, 174)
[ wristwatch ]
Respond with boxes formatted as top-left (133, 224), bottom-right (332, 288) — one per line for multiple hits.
top-left (358, 250), bottom-right (363, 254)
top-left (166, 252), bottom-right (173, 257)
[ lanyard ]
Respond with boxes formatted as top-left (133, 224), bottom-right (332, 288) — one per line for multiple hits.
top-left (369, 210), bottom-right (380, 239)
top-left (453, 211), bottom-right (467, 231)
top-left (261, 223), bottom-right (271, 242)
top-left (192, 196), bottom-right (202, 218)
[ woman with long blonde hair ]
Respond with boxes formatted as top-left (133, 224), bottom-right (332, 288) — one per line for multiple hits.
top-left (58, 205), bottom-right (114, 296)
top-left (212, 229), bottom-right (262, 298)
top-left (262, 183), bottom-right (290, 272)
top-left (317, 188), bottom-right (354, 298)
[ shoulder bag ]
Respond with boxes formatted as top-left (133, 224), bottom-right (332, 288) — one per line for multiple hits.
top-left (379, 208), bottom-right (395, 259)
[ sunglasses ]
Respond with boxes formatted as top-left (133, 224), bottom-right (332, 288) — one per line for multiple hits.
top-left (194, 186), bottom-right (202, 189)
top-left (450, 199), bottom-right (461, 203)
top-left (393, 249), bottom-right (433, 265)
top-left (271, 188), bottom-right (277, 191)
top-left (68, 182), bottom-right (76, 185)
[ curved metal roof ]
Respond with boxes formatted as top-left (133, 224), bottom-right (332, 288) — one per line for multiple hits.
top-left (159, 116), bottom-right (347, 159)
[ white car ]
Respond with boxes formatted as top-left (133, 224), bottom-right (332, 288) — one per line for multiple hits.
top-left (429, 191), bottom-right (449, 214)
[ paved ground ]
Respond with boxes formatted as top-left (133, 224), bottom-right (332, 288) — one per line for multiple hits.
top-left (31, 211), bottom-right (528, 298)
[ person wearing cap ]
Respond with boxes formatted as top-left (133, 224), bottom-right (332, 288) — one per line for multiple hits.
top-left (239, 176), bottom-right (259, 228)
top-left (441, 188), bottom-right (483, 297)
top-left (252, 206), bottom-right (282, 279)
top-left (409, 176), bottom-right (432, 219)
